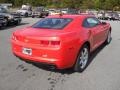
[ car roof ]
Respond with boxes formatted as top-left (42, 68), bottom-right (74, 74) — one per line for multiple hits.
top-left (48, 14), bottom-right (94, 19)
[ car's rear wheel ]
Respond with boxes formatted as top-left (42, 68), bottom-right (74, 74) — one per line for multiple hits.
top-left (105, 30), bottom-right (111, 44)
top-left (74, 45), bottom-right (90, 72)
top-left (39, 14), bottom-right (43, 18)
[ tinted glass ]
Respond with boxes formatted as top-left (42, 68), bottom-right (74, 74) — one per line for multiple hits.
top-left (83, 17), bottom-right (100, 28)
top-left (0, 8), bottom-right (8, 13)
top-left (32, 18), bottom-right (72, 29)
top-left (35, 7), bottom-right (43, 11)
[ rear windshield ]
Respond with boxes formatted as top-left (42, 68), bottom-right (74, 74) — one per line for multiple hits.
top-left (35, 7), bottom-right (43, 11)
top-left (32, 18), bottom-right (72, 29)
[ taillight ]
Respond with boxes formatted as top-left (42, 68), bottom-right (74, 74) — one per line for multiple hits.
top-left (51, 41), bottom-right (60, 46)
top-left (40, 40), bottom-right (49, 45)
top-left (40, 40), bottom-right (60, 46)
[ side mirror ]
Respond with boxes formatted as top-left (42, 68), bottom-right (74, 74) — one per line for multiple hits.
top-left (101, 22), bottom-right (107, 25)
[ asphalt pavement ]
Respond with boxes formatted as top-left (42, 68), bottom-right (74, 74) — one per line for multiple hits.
top-left (0, 18), bottom-right (120, 90)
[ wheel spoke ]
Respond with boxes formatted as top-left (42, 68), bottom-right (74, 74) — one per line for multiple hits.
top-left (79, 48), bottom-right (89, 69)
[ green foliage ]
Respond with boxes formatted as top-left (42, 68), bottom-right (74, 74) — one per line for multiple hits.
top-left (0, 0), bottom-right (120, 10)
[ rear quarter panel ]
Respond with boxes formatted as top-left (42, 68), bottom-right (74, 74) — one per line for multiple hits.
top-left (58, 17), bottom-right (91, 67)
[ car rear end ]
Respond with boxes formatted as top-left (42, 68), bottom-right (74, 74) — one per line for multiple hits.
top-left (32, 11), bottom-right (40, 17)
top-left (97, 13), bottom-right (104, 19)
top-left (11, 13), bottom-right (22, 25)
top-left (11, 33), bottom-right (64, 68)
top-left (11, 16), bottom-right (80, 69)
top-left (105, 13), bottom-right (112, 20)
top-left (112, 13), bottom-right (120, 20)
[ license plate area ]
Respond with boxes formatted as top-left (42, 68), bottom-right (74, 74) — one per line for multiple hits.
top-left (22, 48), bottom-right (32, 55)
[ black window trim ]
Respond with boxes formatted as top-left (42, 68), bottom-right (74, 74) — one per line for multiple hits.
top-left (32, 18), bottom-right (73, 30)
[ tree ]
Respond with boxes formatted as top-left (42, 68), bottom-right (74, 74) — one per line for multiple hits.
top-left (0, 0), bottom-right (119, 10)
top-left (81, 0), bottom-right (95, 9)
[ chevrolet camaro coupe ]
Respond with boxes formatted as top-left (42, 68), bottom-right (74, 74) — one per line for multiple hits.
top-left (11, 14), bottom-right (111, 72)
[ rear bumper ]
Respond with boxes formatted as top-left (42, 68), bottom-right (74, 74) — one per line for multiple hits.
top-left (11, 40), bottom-right (76, 69)
top-left (13, 50), bottom-right (60, 68)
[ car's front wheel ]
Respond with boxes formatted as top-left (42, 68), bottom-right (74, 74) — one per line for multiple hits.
top-left (74, 45), bottom-right (90, 72)
top-left (105, 30), bottom-right (111, 44)
top-left (25, 13), bottom-right (28, 17)
top-left (14, 20), bottom-right (20, 25)
top-left (4, 18), bottom-right (8, 27)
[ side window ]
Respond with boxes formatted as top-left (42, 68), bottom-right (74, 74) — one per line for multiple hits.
top-left (83, 19), bottom-right (89, 28)
top-left (83, 17), bottom-right (100, 28)
top-left (2, 8), bottom-right (7, 13)
top-left (93, 17), bottom-right (101, 24)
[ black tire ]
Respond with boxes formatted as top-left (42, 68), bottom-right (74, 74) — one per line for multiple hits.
top-left (74, 44), bottom-right (90, 72)
top-left (4, 18), bottom-right (8, 27)
top-left (39, 14), bottom-right (43, 18)
top-left (25, 13), bottom-right (28, 17)
top-left (105, 30), bottom-right (111, 44)
top-left (32, 15), bottom-right (35, 18)
top-left (46, 13), bottom-right (49, 16)
top-left (14, 20), bottom-right (20, 25)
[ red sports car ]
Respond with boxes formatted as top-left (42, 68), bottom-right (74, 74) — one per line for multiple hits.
top-left (11, 14), bottom-right (111, 72)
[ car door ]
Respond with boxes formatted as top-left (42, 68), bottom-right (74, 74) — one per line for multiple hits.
top-left (83, 17), bottom-right (103, 49)
top-left (99, 22), bottom-right (109, 43)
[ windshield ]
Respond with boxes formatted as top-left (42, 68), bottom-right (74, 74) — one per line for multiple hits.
top-left (0, 8), bottom-right (8, 13)
top-left (106, 12), bottom-right (113, 16)
top-left (21, 8), bottom-right (28, 10)
top-left (32, 18), bottom-right (72, 29)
